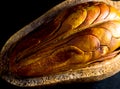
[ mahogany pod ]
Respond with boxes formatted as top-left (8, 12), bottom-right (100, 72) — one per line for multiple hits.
top-left (0, 0), bottom-right (120, 87)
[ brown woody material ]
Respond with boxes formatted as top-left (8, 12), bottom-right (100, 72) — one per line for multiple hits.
top-left (0, 0), bottom-right (120, 87)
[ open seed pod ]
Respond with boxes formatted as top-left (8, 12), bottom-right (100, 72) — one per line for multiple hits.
top-left (1, 0), bottom-right (120, 87)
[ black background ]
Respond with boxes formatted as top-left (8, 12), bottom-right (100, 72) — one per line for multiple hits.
top-left (1, 0), bottom-right (120, 89)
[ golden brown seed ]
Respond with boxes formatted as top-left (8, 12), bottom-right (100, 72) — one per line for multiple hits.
top-left (7, 2), bottom-right (120, 77)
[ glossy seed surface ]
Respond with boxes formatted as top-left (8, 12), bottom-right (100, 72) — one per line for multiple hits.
top-left (7, 2), bottom-right (120, 77)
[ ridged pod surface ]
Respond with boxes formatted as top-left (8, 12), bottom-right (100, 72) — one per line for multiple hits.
top-left (7, 2), bottom-right (120, 77)
top-left (1, 0), bottom-right (120, 87)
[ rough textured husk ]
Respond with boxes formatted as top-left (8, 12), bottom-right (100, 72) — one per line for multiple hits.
top-left (0, 0), bottom-right (120, 87)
